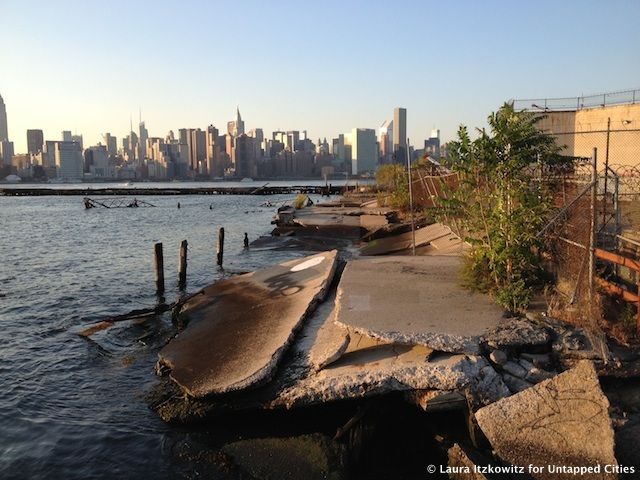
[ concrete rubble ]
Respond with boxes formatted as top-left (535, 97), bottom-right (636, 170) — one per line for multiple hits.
top-left (475, 361), bottom-right (618, 479)
top-left (359, 222), bottom-right (467, 256)
top-left (273, 351), bottom-right (510, 409)
top-left (146, 195), bottom-right (639, 476)
top-left (333, 255), bottom-right (505, 354)
top-left (157, 250), bottom-right (338, 397)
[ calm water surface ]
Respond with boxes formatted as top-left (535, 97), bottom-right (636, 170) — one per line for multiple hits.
top-left (0, 186), bottom-right (331, 479)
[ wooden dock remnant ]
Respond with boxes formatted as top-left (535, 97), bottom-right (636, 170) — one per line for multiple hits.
top-left (217, 227), bottom-right (225, 267)
top-left (154, 242), bottom-right (165, 294)
top-left (83, 197), bottom-right (155, 208)
top-left (178, 240), bottom-right (188, 289)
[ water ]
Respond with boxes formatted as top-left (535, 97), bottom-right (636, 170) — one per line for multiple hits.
top-left (0, 187), bottom-right (330, 479)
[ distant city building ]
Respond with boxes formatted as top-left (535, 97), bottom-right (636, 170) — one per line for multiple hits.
top-left (393, 107), bottom-right (407, 164)
top-left (234, 134), bottom-right (256, 178)
top-left (189, 129), bottom-right (207, 173)
top-left (27, 129), bottom-right (44, 154)
top-left (206, 125), bottom-right (223, 178)
top-left (286, 131), bottom-right (300, 151)
top-left (139, 121), bottom-right (148, 159)
top-left (55, 141), bottom-right (84, 180)
top-left (272, 131), bottom-right (286, 144)
top-left (227, 107), bottom-right (245, 137)
top-left (71, 134), bottom-right (83, 150)
top-left (247, 128), bottom-right (264, 158)
top-left (424, 128), bottom-right (441, 159)
top-left (0, 94), bottom-right (8, 141)
top-left (334, 133), bottom-right (352, 167)
top-left (378, 119), bottom-right (393, 164)
top-left (350, 128), bottom-right (378, 174)
top-left (103, 133), bottom-right (117, 156)
top-left (85, 145), bottom-right (113, 178)
top-left (43, 141), bottom-right (57, 168)
top-left (0, 139), bottom-right (14, 167)
top-left (62, 130), bottom-right (72, 142)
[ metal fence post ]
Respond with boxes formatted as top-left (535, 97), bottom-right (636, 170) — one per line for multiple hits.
top-left (588, 148), bottom-right (598, 299)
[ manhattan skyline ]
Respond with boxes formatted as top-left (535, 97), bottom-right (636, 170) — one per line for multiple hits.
top-left (2, 0), bottom-right (640, 153)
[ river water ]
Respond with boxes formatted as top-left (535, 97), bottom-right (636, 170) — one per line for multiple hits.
top-left (0, 182), bottom-right (351, 479)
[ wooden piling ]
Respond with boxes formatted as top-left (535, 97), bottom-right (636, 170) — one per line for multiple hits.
top-left (178, 240), bottom-right (188, 288)
top-left (154, 242), bottom-right (165, 294)
top-left (217, 227), bottom-right (225, 267)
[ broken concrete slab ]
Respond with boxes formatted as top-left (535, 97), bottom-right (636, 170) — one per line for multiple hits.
top-left (333, 256), bottom-right (505, 354)
top-left (359, 214), bottom-right (390, 232)
top-left (475, 361), bottom-right (618, 479)
top-left (485, 317), bottom-right (552, 350)
top-left (157, 250), bottom-right (338, 398)
top-left (308, 312), bottom-right (350, 372)
top-left (273, 352), bottom-right (509, 409)
top-left (222, 434), bottom-right (347, 480)
top-left (359, 222), bottom-right (454, 255)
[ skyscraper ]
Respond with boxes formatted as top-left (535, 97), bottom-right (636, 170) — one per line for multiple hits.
top-left (139, 121), bottom-right (148, 159)
top-left (62, 130), bottom-right (72, 142)
top-left (379, 120), bottom-right (393, 164)
top-left (27, 129), bottom-right (44, 154)
top-left (227, 107), bottom-right (245, 137)
top-left (234, 134), bottom-right (256, 178)
top-left (0, 94), bottom-right (8, 141)
top-left (190, 129), bottom-right (207, 173)
top-left (393, 107), bottom-right (407, 164)
top-left (425, 128), bottom-right (441, 159)
top-left (103, 133), bottom-right (117, 156)
top-left (55, 141), bottom-right (84, 180)
top-left (350, 128), bottom-right (378, 174)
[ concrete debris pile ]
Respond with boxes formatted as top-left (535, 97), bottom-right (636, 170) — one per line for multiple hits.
top-left (148, 196), bottom-right (638, 477)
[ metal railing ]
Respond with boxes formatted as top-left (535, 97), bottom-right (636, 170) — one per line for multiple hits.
top-left (512, 88), bottom-right (640, 112)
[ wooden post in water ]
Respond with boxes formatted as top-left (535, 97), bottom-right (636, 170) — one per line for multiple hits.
top-left (217, 227), bottom-right (225, 267)
top-left (178, 240), bottom-right (188, 289)
top-left (154, 242), bottom-right (165, 294)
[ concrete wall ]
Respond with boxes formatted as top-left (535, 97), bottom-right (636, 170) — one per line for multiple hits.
top-left (538, 104), bottom-right (640, 170)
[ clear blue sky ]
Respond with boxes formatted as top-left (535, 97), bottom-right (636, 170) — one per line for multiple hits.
top-left (2, 0), bottom-right (639, 153)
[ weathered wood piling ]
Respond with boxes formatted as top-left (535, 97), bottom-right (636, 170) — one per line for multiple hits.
top-left (154, 242), bottom-right (165, 294)
top-left (217, 227), bottom-right (225, 267)
top-left (178, 240), bottom-right (188, 289)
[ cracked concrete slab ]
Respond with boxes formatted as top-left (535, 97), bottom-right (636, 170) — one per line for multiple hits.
top-left (475, 361), bottom-right (618, 479)
top-left (333, 256), bottom-right (504, 354)
top-left (307, 311), bottom-right (350, 372)
top-left (359, 223), bottom-right (455, 255)
top-left (273, 352), bottom-right (509, 409)
top-left (157, 250), bottom-right (338, 398)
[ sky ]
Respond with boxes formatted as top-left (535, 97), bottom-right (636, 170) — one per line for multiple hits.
top-left (1, 0), bottom-right (640, 153)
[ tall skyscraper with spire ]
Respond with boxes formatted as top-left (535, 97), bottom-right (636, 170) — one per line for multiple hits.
top-left (0, 94), bottom-right (9, 141)
top-left (227, 107), bottom-right (245, 137)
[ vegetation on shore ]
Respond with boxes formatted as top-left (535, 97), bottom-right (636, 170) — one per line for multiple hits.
top-left (439, 103), bottom-right (569, 312)
top-left (375, 103), bottom-right (570, 312)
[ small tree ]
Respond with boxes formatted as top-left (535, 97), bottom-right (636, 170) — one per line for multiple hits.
top-left (439, 103), bottom-right (567, 312)
top-left (376, 164), bottom-right (410, 209)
